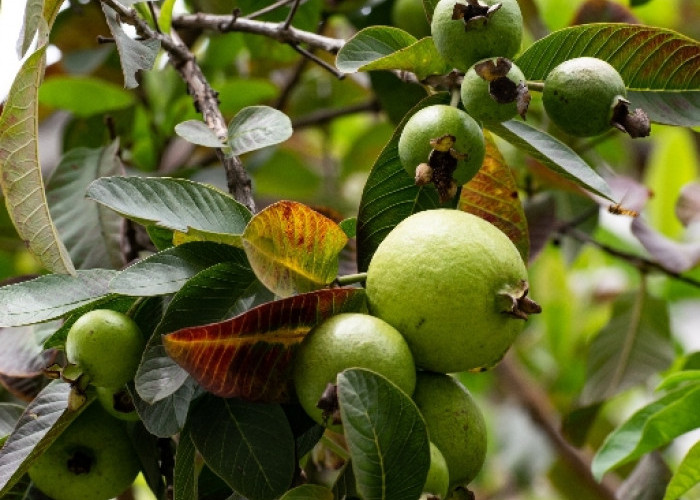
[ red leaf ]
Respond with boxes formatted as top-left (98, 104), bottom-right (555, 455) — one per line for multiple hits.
top-left (162, 288), bottom-right (366, 402)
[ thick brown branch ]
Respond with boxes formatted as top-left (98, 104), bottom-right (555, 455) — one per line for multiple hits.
top-left (172, 13), bottom-right (345, 53)
top-left (100, 0), bottom-right (256, 212)
top-left (496, 355), bottom-right (619, 500)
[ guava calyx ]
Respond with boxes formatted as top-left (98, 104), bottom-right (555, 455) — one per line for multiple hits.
top-left (414, 134), bottom-right (467, 202)
top-left (67, 449), bottom-right (94, 475)
top-left (452, 0), bottom-right (502, 30)
top-left (610, 97), bottom-right (651, 138)
top-left (317, 382), bottom-right (342, 426)
top-left (474, 57), bottom-right (531, 118)
top-left (111, 388), bottom-right (137, 415)
top-left (497, 280), bottom-right (542, 320)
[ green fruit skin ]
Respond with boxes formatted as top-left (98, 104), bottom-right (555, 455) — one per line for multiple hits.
top-left (424, 441), bottom-right (450, 498)
top-left (431, 0), bottom-right (523, 71)
top-left (28, 404), bottom-right (140, 500)
top-left (292, 313), bottom-right (416, 428)
top-left (461, 58), bottom-right (526, 124)
top-left (392, 0), bottom-right (431, 38)
top-left (543, 57), bottom-right (626, 137)
top-left (398, 105), bottom-right (485, 186)
top-left (66, 309), bottom-right (145, 389)
top-left (96, 386), bottom-right (141, 422)
top-left (366, 209), bottom-right (528, 373)
top-left (413, 372), bottom-right (487, 487)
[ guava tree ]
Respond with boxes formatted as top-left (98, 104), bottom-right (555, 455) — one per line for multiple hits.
top-left (0, 0), bottom-right (698, 499)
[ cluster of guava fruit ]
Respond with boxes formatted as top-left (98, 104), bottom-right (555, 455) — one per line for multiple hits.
top-left (29, 309), bottom-right (145, 500)
top-left (292, 207), bottom-right (541, 497)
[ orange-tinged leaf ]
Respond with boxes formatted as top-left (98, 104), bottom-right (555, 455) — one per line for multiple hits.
top-left (162, 288), bottom-right (366, 402)
top-left (459, 131), bottom-right (529, 262)
top-left (242, 201), bottom-right (349, 297)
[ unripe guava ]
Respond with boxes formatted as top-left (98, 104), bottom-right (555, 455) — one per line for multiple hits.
top-left (398, 105), bottom-right (485, 202)
top-left (65, 309), bottom-right (145, 389)
top-left (431, 0), bottom-right (523, 72)
top-left (28, 403), bottom-right (140, 500)
top-left (365, 209), bottom-right (539, 373)
top-left (392, 0), bottom-right (431, 38)
top-left (96, 386), bottom-right (140, 422)
top-left (413, 372), bottom-right (486, 487)
top-left (460, 57), bottom-right (529, 123)
top-left (292, 313), bottom-right (416, 429)
top-left (423, 441), bottom-right (450, 498)
top-left (542, 57), bottom-right (649, 137)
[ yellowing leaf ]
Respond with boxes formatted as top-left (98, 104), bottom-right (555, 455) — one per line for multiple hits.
top-left (242, 201), bottom-right (349, 297)
top-left (459, 131), bottom-right (529, 262)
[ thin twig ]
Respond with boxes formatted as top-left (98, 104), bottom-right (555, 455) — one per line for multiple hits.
top-left (288, 43), bottom-right (345, 79)
top-left (496, 355), bottom-right (620, 500)
top-left (245, 0), bottom-right (294, 20)
top-left (147, 1), bottom-right (161, 33)
top-left (100, 0), bottom-right (255, 212)
top-left (275, 56), bottom-right (310, 110)
top-left (282, 0), bottom-right (302, 31)
top-left (292, 100), bottom-right (380, 128)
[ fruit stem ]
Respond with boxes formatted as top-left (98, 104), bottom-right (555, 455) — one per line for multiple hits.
top-left (526, 81), bottom-right (544, 92)
top-left (334, 272), bottom-right (367, 286)
top-left (450, 87), bottom-right (461, 107)
top-left (126, 296), bottom-right (146, 318)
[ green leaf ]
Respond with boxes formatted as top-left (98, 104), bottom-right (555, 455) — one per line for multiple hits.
top-left (337, 368), bottom-right (430, 500)
top-left (354, 37), bottom-right (451, 80)
top-left (336, 26), bottom-right (417, 73)
top-left (159, 0), bottom-right (176, 33)
top-left (110, 242), bottom-right (245, 296)
top-left (130, 378), bottom-right (199, 438)
top-left (242, 201), bottom-right (349, 297)
top-left (356, 93), bottom-right (448, 272)
top-left (422, 0), bottom-right (438, 22)
top-left (630, 0), bottom-right (653, 5)
top-left (0, 269), bottom-right (118, 327)
top-left (514, 24), bottom-right (700, 126)
top-left (174, 424), bottom-right (198, 500)
top-left (175, 120), bottom-right (225, 148)
top-left (86, 176), bottom-right (251, 237)
top-left (101, 3), bottom-right (160, 89)
top-left (0, 324), bottom-right (57, 377)
top-left (656, 370), bottom-right (700, 392)
top-left (0, 382), bottom-right (90, 495)
top-left (279, 485), bottom-right (334, 500)
top-left (663, 439), bottom-right (700, 500)
top-left (135, 258), bottom-right (257, 404)
top-left (592, 384), bottom-right (700, 479)
top-left (0, 404), bottom-right (24, 445)
top-left (17, 0), bottom-right (42, 57)
top-left (0, 46), bottom-right (75, 276)
top-left (227, 106), bottom-right (293, 155)
top-left (339, 218), bottom-right (357, 239)
top-left (39, 76), bottom-right (135, 116)
top-left (490, 120), bottom-right (614, 200)
top-left (582, 292), bottom-right (673, 405)
top-left (189, 396), bottom-right (295, 500)
top-left (46, 142), bottom-right (124, 270)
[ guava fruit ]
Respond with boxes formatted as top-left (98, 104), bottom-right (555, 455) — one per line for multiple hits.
top-left (398, 105), bottom-right (485, 202)
top-left (392, 0), bottom-right (431, 38)
top-left (65, 309), bottom-right (146, 389)
top-left (413, 372), bottom-right (486, 487)
top-left (96, 386), bottom-right (140, 422)
top-left (542, 57), bottom-right (650, 138)
top-left (28, 403), bottom-right (140, 500)
top-left (292, 313), bottom-right (416, 429)
top-left (460, 57), bottom-right (530, 123)
top-left (431, 0), bottom-right (523, 72)
top-left (423, 441), bottom-right (450, 498)
top-left (365, 209), bottom-right (540, 373)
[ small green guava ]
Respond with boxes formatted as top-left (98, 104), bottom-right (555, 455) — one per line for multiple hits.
top-left (398, 105), bottom-right (485, 202)
top-left (365, 209), bottom-right (540, 373)
top-left (292, 313), bottom-right (416, 429)
top-left (460, 57), bottom-right (530, 123)
top-left (392, 0), bottom-right (431, 38)
top-left (423, 442), bottom-right (450, 498)
top-left (96, 386), bottom-right (140, 422)
top-left (431, 0), bottom-right (523, 72)
top-left (28, 403), bottom-right (140, 500)
top-left (413, 372), bottom-right (486, 487)
top-left (542, 57), bottom-right (650, 138)
top-left (65, 309), bottom-right (146, 389)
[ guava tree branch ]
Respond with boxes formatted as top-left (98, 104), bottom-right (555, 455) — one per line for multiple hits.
top-left (496, 355), bottom-right (619, 500)
top-left (99, 0), bottom-right (256, 212)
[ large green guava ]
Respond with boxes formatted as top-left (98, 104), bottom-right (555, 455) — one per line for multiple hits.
top-left (423, 441), bottom-right (450, 498)
top-left (292, 313), bottom-right (416, 429)
top-left (365, 209), bottom-right (539, 373)
top-left (28, 403), bottom-right (140, 500)
top-left (413, 372), bottom-right (486, 488)
top-left (431, 0), bottom-right (523, 72)
top-left (65, 309), bottom-right (146, 389)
